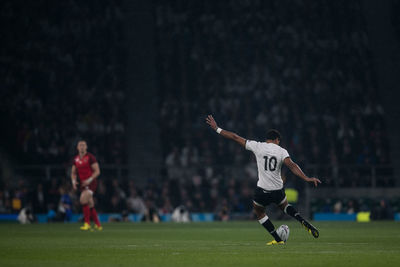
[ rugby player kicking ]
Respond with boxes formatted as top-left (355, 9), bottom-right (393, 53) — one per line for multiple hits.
top-left (206, 115), bottom-right (320, 245)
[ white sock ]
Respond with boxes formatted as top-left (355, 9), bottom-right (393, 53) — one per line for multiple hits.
top-left (258, 215), bottom-right (269, 224)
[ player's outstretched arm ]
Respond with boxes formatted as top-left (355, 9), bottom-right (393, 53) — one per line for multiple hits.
top-left (283, 157), bottom-right (321, 187)
top-left (206, 115), bottom-right (246, 147)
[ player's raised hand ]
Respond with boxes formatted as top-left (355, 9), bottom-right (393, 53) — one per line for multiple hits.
top-left (206, 115), bottom-right (218, 130)
top-left (309, 177), bottom-right (322, 187)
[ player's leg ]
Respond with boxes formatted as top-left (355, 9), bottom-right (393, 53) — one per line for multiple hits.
top-left (278, 198), bottom-right (304, 222)
top-left (253, 202), bottom-right (283, 244)
top-left (278, 199), bottom-right (319, 238)
top-left (80, 190), bottom-right (92, 230)
top-left (87, 191), bottom-right (102, 230)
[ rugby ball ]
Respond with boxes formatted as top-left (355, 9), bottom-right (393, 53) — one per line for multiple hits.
top-left (276, 224), bottom-right (290, 242)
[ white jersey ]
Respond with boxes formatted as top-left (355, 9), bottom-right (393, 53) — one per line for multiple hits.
top-left (245, 140), bottom-right (290, 190)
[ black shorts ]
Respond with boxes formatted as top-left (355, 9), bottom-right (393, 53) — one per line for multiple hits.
top-left (253, 187), bottom-right (287, 207)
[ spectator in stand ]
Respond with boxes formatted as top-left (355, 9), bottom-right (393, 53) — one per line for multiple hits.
top-left (47, 178), bottom-right (60, 208)
top-left (126, 188), bottom-right (147, 216)
top-left (110, 194), bottom-right (126, 213)
top-left (31, 183), bottom-right (47, 214)
top-left (58, 186), bottom-right (73, 222)
top-left (371, 199), bottom-right (394, 220)
top-left (0, 190), bottom-right (10, 213)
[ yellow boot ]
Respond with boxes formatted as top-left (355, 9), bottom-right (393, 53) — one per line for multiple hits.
top-left (80, 222), bottom-right (91, 231)
top-left (266, 240), bottom-right (285, 246)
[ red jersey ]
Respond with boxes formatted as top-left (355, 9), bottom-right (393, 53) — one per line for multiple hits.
top-left (73, 152), bottom-right (97, 181)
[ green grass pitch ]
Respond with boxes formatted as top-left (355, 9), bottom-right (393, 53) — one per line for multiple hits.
top-left (0, 221), bottom-right (399, 266)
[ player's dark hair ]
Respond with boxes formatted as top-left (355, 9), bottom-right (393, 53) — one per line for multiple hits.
top-left (266, 129), bottom-right (281, 141)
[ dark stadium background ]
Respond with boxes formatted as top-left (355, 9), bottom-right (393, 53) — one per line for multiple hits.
top-left (1, 0), bottom-right (400, 223)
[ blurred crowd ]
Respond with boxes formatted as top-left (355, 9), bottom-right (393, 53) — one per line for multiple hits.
top-left (0, 0), bottom-right (397, 220)
top-left (156, 0), bottom-right (392, 187)
top-left (1, 177), bottom-right (397, 222)
top-left (0, 0), bottom-right (126, 164)
top-left (312, 197), bottom-right (398, 220)
top-left (0, 0), bottom-right (393, 175)
top-left (0, 176), bottom-right (254, 221)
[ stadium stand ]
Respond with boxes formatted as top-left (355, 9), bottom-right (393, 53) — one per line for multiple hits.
top-left (0, 0), bottom-right (126, 164)
top-left (155, 0), bottom-right (392, 189)
top-left (0, 0), bottom-right (397, 219)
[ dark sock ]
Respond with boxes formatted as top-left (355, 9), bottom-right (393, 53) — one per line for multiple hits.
top-left (260, 217), bottom-right (282, 242)
top-left (285, 205), bottom-right (304, 223)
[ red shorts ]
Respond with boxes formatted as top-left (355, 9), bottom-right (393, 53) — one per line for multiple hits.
top-left (80, 179), bottom-right (98, 194)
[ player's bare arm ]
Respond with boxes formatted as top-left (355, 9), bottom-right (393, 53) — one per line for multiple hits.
top-left (206, 115), bottom-right (246, 147)
top-left (71, 165), bottom-right (78, 190)
top-left (81, 162), bottom-right (100, 187)
top-left (283, 157), bottom-right (321, 187)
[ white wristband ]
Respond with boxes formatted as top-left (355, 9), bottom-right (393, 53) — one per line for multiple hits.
top-left (87, 177), bottom-right (93, 184)
top-left (216, 127), bottom-right (222, 134)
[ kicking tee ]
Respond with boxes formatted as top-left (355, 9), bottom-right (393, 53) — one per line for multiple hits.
top-left (245, 141), bottom-right (289, 191)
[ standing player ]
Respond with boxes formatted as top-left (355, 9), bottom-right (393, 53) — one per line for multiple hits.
top-left (206, 115), bottom-right (321, 245)
top-left (71, 140), bottom-right (102, 231)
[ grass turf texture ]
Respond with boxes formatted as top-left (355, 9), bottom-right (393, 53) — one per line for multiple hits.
top-left (0, 221), bottom-right (399, 267)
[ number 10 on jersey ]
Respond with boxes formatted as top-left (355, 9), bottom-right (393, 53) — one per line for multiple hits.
top-left (264, 156), bottom-right (277, 171)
